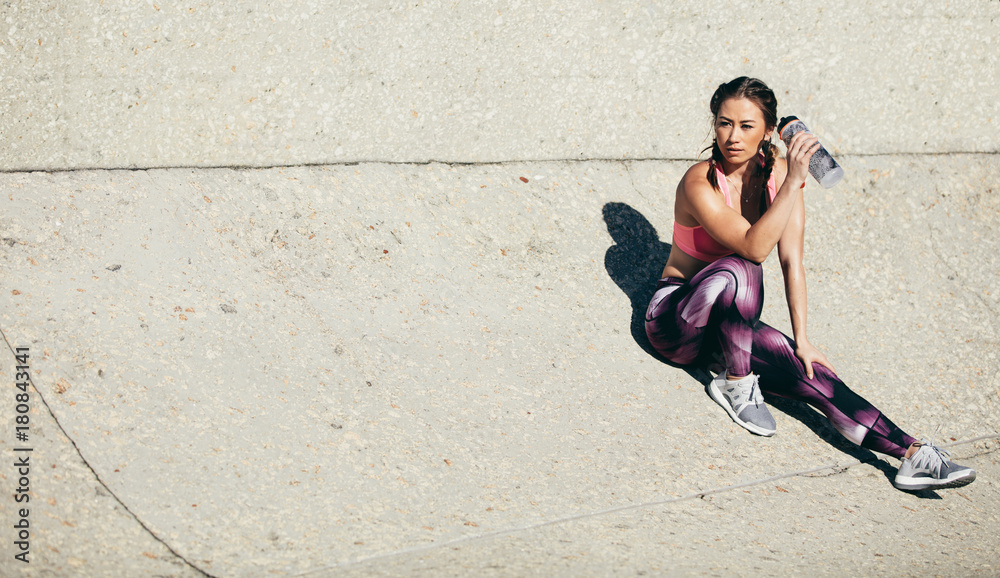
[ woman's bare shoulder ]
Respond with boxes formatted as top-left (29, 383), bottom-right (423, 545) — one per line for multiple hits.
top-left (678, 160), bottom-right (716, 197)
top-left (675, 161), bottom-right (723, 227)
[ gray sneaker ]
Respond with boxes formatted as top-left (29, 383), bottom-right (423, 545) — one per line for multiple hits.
top-left (707, 373), bottom-right (776, 436)
top-left (893, 440), bottom-right (977, 491)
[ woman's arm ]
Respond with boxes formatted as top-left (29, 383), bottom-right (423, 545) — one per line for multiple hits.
top-left (684, 131), bottom-right (819, 263)
top-left (776, 180), bottom-right (836, 380)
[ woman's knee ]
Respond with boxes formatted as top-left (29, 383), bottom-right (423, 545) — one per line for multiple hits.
top-left (698, 257), bottom-right (763, 297)
top-left (710, 258), bottom-right (763, 321)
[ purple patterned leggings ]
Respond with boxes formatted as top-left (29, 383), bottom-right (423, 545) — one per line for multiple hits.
top-left (645, 256), bottom-right (916, 458)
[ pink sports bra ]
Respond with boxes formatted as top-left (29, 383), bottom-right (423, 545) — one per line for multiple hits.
top-left (673, 157), bottom-right (777, 263)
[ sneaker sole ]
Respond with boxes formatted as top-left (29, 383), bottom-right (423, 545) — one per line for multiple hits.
top-left (893, 470), bottom-right (977, 491)
top-left (706, 380), bottom-right (776, 437)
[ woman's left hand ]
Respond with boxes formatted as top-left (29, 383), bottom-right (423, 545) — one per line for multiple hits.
top-left (795, 341), bottom-right (835, 380)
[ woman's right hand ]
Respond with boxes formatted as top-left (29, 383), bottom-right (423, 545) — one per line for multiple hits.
top-left (785, 130), bottom-right (822, 185)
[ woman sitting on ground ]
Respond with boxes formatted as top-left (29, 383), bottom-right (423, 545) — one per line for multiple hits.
top-left (644, 76), bottom-right (975, 491)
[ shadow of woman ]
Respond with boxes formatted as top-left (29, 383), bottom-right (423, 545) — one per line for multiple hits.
top-left (601, 201), bottom-right (914, 487)
top-left (601, 202), bottom-right (711, 384)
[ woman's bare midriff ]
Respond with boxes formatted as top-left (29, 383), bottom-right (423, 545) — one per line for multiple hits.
top-left (660, 244), bottom-right (712, 281)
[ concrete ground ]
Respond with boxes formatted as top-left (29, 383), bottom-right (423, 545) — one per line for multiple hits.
top-left (2, 2), bottom-right (999, 576)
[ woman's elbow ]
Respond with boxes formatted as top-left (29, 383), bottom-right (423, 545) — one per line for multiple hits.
top-left (739, 247), bottom-right (771, 264)
top-left (739, 233), bottom-right (778, 264)
top-left (743, 239), bottom-right (775, 263)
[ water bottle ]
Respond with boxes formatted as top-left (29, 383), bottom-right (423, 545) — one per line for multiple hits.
top-left (778, 116), bottom-right (844, 188)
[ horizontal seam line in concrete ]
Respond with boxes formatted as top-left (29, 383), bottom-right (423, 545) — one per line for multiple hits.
top-left (2, 151), bottom-right (998, 174)
top-left (304, 433), bottom-right (1000, 575)
top-left (0, 327), bottom-right (217, 578)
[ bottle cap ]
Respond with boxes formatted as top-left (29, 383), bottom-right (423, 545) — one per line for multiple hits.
top-left (777, 116), bottom-right (800, 136)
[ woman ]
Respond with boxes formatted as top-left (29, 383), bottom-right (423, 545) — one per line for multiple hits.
top-left (644, 77), bottom-right (975, 491)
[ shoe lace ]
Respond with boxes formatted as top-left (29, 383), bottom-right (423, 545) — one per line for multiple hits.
top-left (725, 374), bottom-right (763, 410)
top-left (914, 428), bottom-right (951, 475)
top-left (746, 374), bottom-right (763, 407)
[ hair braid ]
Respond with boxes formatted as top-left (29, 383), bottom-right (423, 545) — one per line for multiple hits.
top-left (759, 139), bottom-right (776, 213)
top-left (707, 139), bottom-right (726, 190)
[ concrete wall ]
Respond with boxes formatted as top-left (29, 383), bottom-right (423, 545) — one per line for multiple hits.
top-left (2, 0), bottom-right (998, 171)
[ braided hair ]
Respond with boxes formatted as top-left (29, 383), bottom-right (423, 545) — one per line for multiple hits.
top-left (702, 77), bottom-right (778, 213)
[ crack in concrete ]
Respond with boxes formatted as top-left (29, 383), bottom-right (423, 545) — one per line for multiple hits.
top-left (621, 160), bottom-right (649, 203)
top-left (0, 328), bottom-right (216, 578)
top-left (303, 435), bottom-right (1000, 575)
top-left (2, 151), bottom-right (997, 175)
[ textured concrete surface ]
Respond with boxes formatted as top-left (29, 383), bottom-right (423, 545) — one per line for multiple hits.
top-left (335, 447), bottom-right (1000, 577)
top-left (2, 0), bottom-right (999, 171)
top-left (2, 157), bottom-right (998, 575)
top-left (3, 1), bottom-right (1000, 576)
top-left (0, 365), bottom-right (199, 576)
